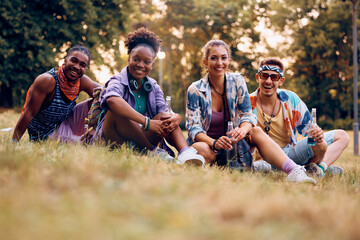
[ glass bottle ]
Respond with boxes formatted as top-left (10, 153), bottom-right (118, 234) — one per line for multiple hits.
top-left (307, 108), bottom-right (317, 146)
top-left (226, 121), bottom-right (238, 164)
top-left (161, 96), bottom-right (174, 120)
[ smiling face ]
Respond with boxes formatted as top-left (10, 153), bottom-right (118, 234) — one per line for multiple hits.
top-left (128, 45), bottom-right (155, 82)
top-left (203, 45), bottom-right (230, 79)
top-left (256, 65), bottom-right (285, 97)
top-left (63, 51), bottom-right (89, 81)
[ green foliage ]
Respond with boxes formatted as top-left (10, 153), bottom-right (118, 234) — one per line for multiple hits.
top-left (266, 0), bottom-right (359, 123)
top-left (0, 0), bottom-right (136, 107)
top-left (319, 116), bottom-right (353, 130)
top-left (1, 0), bottom-right (359, 127)
top-left (136, 0), bottom-right (263, 114)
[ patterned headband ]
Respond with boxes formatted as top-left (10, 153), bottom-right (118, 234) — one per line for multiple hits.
top-left (257, 65), bottom-right (284, 77)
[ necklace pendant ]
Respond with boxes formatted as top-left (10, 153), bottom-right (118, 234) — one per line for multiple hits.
top-left (265, 125), bottom-right (270, 133)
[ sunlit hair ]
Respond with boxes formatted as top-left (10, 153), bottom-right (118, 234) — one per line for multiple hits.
top-left (67, 45), bottom-right (91, 65)
top-left (203, 39), bottom-right (231, 60)
top-left (125, 27), bottom-right (162, 58)
top-left (260, 57), bottom-right (284, 71)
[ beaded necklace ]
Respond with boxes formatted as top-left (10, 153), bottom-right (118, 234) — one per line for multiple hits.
top-left (259, 97), bottom-right (278, 135)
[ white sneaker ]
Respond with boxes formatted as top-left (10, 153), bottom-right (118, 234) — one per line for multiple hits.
top-left (286, 166), bottom-right (317, 184)
top-left (253, 160), bottom-right (272, 172)
top-left (176, 147), bottom-right (205, 166)
top-left (149, 148), bottom-right (174, 163)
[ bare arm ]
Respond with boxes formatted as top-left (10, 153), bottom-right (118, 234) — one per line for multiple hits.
top-left (194, 132), bottom-right (215, 148)
top-left (12, 74), bottom-right (55, 141)
top-left (80, 75), bottom-right (102, 97)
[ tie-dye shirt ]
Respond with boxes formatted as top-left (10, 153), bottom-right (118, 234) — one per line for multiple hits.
top-left (186, 72), bottom-right (257, 145)
top-left (250, 88), bottom-right (311, 146)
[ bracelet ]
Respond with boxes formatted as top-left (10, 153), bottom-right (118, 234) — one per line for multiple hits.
top-left (212, 139), bottom-right (219, 153)
top-left (142, 117), bottom-right (148, 130)
top-left (146, 117), bottom-right (150, 131)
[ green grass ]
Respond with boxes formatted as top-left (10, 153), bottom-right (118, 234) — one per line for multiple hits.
top-left (1, 110), bottom-right (360, 240)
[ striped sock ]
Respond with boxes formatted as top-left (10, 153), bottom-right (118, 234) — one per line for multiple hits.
top-left (318, 161), bottom-right (328, 172)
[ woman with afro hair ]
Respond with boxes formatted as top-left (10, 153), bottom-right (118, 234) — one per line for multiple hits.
top-left (94, 27), bottom-right (204, 165)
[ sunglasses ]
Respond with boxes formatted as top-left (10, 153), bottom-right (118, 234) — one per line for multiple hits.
top-left (259, 72), bottom-right (281, 82)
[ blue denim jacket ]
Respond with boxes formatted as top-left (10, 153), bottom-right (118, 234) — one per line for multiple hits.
top-left (186, 72), bottom-right (257, 145)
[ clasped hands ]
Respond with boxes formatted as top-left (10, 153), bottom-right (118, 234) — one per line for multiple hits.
top-left (148, 114), bottom-right (180, 136)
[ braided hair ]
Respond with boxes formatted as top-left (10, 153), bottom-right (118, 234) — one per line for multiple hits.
top-left (67, 45), bottom-right (91, 65)
top-left (125, 27), bottom-right (162, 57)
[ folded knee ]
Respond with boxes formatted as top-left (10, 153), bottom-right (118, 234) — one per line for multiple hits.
top-left (249, 126), bottom-right (264, 136)
top-left (335, 129), bottom-right (350, 147)
top-left (192, 142), bottom-right (215, 162)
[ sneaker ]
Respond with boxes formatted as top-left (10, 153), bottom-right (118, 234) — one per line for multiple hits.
top-left (149, 147), bottom-right (174, 163)
top-left (176, 147), bottom-right (205, 166)
top-left (287, 166), bottom-right (317, 184)
top-left (253, 160), bottom-right (272, 172)
top-left (305, 162), bottom-right (325, 178)
top-left (327, 165), bottom-right (343, 176)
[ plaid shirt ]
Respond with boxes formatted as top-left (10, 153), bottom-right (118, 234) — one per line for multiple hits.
top-left (250, 88), bottom-right (311, 146)
top-left (186, 72), bottom-right (257, 144)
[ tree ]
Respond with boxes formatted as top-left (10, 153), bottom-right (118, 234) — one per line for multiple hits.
top-left (0, 0), bottom-right (136, 107)
top-left (264, 0), bottom-right (358, 128)
top-left (135, 0), bottom-right (265, 114)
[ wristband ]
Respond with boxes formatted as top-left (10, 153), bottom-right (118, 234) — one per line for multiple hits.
top-left (212, 139), bottom-right (219, 153)
top-left (146, 117), bottom-right (150, 131)
top-left (142, 117), bottom-right (148, 130)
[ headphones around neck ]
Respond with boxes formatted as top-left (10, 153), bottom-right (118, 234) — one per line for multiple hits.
top-left (129, 78), bottom-right (153, 92)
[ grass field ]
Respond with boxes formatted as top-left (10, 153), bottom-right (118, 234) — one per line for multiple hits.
top-left (1, 109), bottom-right (360, 240)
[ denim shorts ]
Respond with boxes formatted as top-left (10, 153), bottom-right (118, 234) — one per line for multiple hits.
top-left (282, 130), bottom-right (335, 165)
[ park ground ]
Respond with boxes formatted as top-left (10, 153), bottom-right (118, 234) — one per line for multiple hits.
top-left (0, 109), bottom-right (360, 240)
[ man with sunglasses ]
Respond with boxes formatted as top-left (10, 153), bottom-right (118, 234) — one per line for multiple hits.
top-left (250, 57), bottom-right (349, 177)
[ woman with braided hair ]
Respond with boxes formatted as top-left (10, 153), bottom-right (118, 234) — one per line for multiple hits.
top-left (94, 27), bottom-right (204, 165)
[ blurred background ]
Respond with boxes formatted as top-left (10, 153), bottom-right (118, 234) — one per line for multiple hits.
top-left (0, 0), bottom-right (358, 130)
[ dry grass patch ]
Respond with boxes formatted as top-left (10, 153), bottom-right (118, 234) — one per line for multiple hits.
top-left (0, 110), bottom-right (360, 240)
